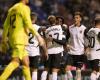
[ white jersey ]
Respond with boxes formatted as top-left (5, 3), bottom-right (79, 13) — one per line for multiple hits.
top-left (25, 24), bottom-right (40, 56)
top-left (87, 28), bottom-right (100, 60)
top-left (45, 25), bottom-right (64, 54)
top-left (68, 24), bottom-right (86, 55)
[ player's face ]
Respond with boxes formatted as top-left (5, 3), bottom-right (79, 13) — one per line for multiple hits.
top-left (22, 0), bottom-right (29, 4)
top-left (56, 18), bottom-right (63, 25)
top-left (25, 0), bottom-right (29, 4)
top-left (74, 15), bottom-right (82, 25)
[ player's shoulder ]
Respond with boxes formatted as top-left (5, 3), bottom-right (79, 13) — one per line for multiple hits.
top-left (9, 2), bottom-right (29, 13)
top-left (88, 27), bottom-right (99, 32)
top-left (90, 27), bottom-right (100, 33)
top-left (69, 24), bottom-right (74, 28)
top-left (87, 28), bottom-right (97, 37)
top-left (89, 28), bottom-right (94, 31)
top-left (80, 25), bottom-right (86, 29)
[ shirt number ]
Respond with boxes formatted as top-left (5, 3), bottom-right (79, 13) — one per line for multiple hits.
top-left (88, 37), bottom-right (95, 48)
top-left (10, 14), bottom-right (16, 28)
top-left (28, 33), bottom-right (34, 44)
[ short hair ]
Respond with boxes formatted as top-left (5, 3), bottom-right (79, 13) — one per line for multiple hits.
top-left (48, 15), bottom-right (56, 21)
top-left (74, 11), bottom-right (83, 18)
top-left (47, 15), bottom-right (56, 24)
top-left (56, 16), bottom-right (64, 24)
top-left (31, 12), bottom-right (37, 21)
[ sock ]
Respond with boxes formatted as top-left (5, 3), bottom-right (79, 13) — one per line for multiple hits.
top-left (52, 72), bottom-right (57, 80)
top-left (22, 66), bottom-right (31, 80)
top-left (90, 72), bottom-right (97, 80)
top-left (32, 71), bottom-right (37, 80)
top-left (0, 61), bottom-right (19, 80)
top-left (76, 70), bottom-right (81, 80)
top-left (67, 71), bottom-right (73, 80)
top-left (41, 71), bottom-right (48, 80)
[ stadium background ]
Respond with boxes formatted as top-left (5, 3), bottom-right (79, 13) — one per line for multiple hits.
top-left (0, 0), bottom-right (100, 80)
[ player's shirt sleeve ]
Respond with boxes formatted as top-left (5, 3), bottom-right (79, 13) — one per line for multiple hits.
top-left (22, 6), bottom-right (38, 36)
top-left (98, 32), bottom-right (100, 39)
top-left (84, 28), bottom-right (91, 38)
top-left (2, 13), bottom-right (10, 42)
top-left (53, 38), bottom-right (66, 45)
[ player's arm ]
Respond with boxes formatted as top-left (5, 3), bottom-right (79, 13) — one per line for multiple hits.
top-left (23, 7), bottom-right (48, 58)
top-left (53, 38), bottom-right (66, 45)
top-left (84, 27), bottom-right (91, 38)
top-left (97, 32), bottom-right (100, 44)
top-left (53, 29), bottom-right (70, 45)
top-left (98, 32), bottom-right (100, 38)
top-left (2, 13), bottom-right (10, 43)
top-left (1, 13), bottom-right (10, 53)
top-left (22, 7), bottom-right (45, 46)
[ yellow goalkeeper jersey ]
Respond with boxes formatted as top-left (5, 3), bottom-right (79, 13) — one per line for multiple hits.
top-left (3, 2), bottom-right (38, 46)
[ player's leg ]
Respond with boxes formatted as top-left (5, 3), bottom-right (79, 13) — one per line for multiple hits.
top-left (30, 56), bottom-right (40, 80)
top-left (22, 55), bottom-right (31, 80)
top-left (41, 55), bottom-right (50, 80)
top-left (32, 69), bottom-right (38, 80)
top-left (41, 68), bottom-right (48, 80)
top-left (76, 54), bottom-right (87, 80)
top-left (75, 55), bottom-right (82, 80)
top-left (76, 68), bottom-right (81, 80)
top-left (0, 45), bottom-right (22, 80)
top-left (97, 60), bottom-right (100, 79)
top-left (51, 53), bottom-right (62, 80)
top-left (64, 54), bottom-right (73, 80)
top-left (90, 60), bottom-right (100, 80)
top-left (0, 57), bottom-right (19, 80)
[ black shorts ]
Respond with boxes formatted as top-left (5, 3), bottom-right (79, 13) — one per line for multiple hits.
top-left (29, 56), bottom-right (40, 68)
top-left (60, 51), bottom-right (70, 68)
top-left (44, 53), bottom-right (62, 69)
top-left (67, 54), bottom-right (87, 68)
top-left (88, 59), bottom-right (100, 72)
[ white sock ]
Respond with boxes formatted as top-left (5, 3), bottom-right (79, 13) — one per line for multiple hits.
top-left (66, 71), bottom-right (73, 80)
top-left (76, 70), bottom-right (81, 80)
top-left (52, 72), bottom-right (57, 80)
top-left (90, 72), bottom-right (97, 80)
top-left (41, 71), bottom-right (48, 80)
top-left (32, 71), bottom-right (37, 80)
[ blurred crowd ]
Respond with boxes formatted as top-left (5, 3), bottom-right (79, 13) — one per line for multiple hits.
top-left (0, 0), bottom-right (100, 70)
top-left (0, 0), bottom-right (100, 28)
top-left (0, 0), bottom-right (100, 65)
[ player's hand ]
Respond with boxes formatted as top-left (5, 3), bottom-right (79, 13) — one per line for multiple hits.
top-left (84, 47), bottom-right (90, 55)
top-left (44, 51), bottom-right (48, 60)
